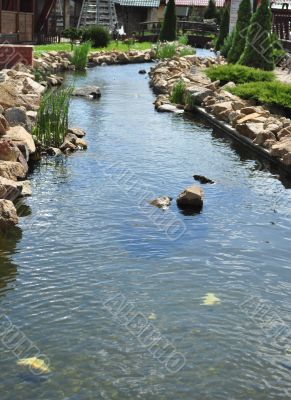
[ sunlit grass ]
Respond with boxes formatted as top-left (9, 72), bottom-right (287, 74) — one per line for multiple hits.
top-left (34, 41), bottom-right (152, 55)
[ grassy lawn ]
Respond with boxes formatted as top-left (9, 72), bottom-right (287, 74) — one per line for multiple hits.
top-left (34, 41), bottom-right (152, 55)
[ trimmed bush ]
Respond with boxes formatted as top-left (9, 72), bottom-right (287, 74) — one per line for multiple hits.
top-left (215, 6), bottom-right (230, 51)
top-left (220, 28), bottom-right (235, 58)
top-left (204, 0), bottom-right (218, 19)
top-left (71, 41), bottom-right (91, 71)
top-left (170, 80), bottom-right (186, 104)
top-left (82, 25), bottom-right (110, 48)
top-left (227, 0), bottom-right (252, 63)
top-left (239, 0), bottom-right (274, 70)
top-left (63, 27), bottom-right (82, 50)
top-left (160, 0), bottom-right (176, 42)
top-left (228, 81), bottom-right (291, 109)
top-left (206, 64), bottom-right (275, 85)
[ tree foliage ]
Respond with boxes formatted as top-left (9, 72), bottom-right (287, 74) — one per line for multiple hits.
top-left (215, 6), bottom-right (230, 51)
top-left (239, 0), bottom-right (274, 70)
top-left (227, 0), bottom-right (252, 63)
top-left (160, 0), bottom-right (177, 42)
top-left (204, 0), bottom-right (218, 20)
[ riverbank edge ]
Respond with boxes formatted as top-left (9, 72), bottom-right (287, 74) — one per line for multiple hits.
top-left (149, 56), bottom-right (291, 176)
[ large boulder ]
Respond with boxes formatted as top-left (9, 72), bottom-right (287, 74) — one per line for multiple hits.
top-left (212, 101), bottom-right (233, 116)
top-left (4, 126), bottom-right (36, 154)
top-left (236, 123), bottom-right (265, 139)
top-left (270, 139), bottom-right (291, 157)
top-left (176, 185), bottom-right (204, 211)
top-left (253, 131), bottom-right (276, 146)
top-left (0, 176), bottom-right (22, 200)
top-left (0, 161), bottom-right (27, 181)
top-left (185, 85), bottom-right (214, 106)
top-left (73, 86), bottom-right (101, 99)
top-left (22, 77), bottom-right (46, 96)
top-left (236, 113), bottom-right (267, 125)
top-left (4, 107), bottom-right (30, 131)
top-left (0, 81), bottom-right (28, 109)
top-left (0, 199), bottom-right (18, 230)
top-left (0, 139), bottom-right (21, 162)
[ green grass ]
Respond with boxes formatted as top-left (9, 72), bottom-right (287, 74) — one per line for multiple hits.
top-left (33, 88), bottom-right (73, 148)
top-left (170, 80), bottom-right (186, 104)
top-left (206, 64), bottom-right (275, 86)
top-left (228, 81), bottom-right (291, 109)
top-left (71, 41), bottom-right (91, 71)
top-left (156, 42), bottom-right (176, 59)
top-left (34, 41), bottom-right (152, 55)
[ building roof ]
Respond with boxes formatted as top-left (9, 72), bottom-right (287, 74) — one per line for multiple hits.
top-left (169, 0), bottom-right (225, 6)
top-left (115, 0), bottom-right (161, 6)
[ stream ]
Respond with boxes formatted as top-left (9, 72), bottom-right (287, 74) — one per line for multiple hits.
top-left (0, 54), bottom-right (291, 399)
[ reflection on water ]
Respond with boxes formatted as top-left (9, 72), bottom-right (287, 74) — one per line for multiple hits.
top-left (0, 59), bottom-right (290, 400)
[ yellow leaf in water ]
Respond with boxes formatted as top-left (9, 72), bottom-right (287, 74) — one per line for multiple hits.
top-left (17, 357), bottom-right (51, 373)
top-left (148, 313), bottom-right (157, 321)
top-left (201, 293), bottom-right (221, 306)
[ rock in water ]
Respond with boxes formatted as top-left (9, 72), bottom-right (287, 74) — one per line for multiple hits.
top-left (201, 293), bottom-right (221, 306)
top-left (0, 199), bottom-right (18, 229)
top-left (73, 86), bottom-right (101, 99)
top-left (139, 69), bottom-right (147, 74)
top-left (150, 196), bottom-right (173, 210)
top-left (17, 357), bottom-right (51, 374)
top-left (193, 175), bottom-right (214, 184)
top-left (176, 185), bottom-right (204, 211)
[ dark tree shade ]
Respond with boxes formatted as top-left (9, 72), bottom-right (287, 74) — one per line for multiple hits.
top-left (204, 0), bottom-right (218, 20)
top-left (160, 0), bottom-right (177, 42)
top-left (227, 0), bottom-right (252, 63)
top-left (215, 6), bottom-right (230, 51)
top-left (239, 0), bottom-right (274, 71)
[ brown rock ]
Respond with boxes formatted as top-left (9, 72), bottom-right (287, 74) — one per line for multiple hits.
top-left (236, 113), bottom-right (266, 125)
top-left (270, 139), bottom-right (291, 157)
top-left (0, 115), bottom-right (9, 135)
top-left (0, 176), bottom-right (22, 200)
top-left (282, 152), bottom-right (291, 166)
top-left (4, 126), bottom-right (36, 154)
top-left (236, 123), bottom-right (265, 139)
top-left (277, 127), bottom-right (291, 141)
top-left (0, 161), bottom-right (27, 181)
top-left (0, 199), bottom-right (18, 229)
top-left (68, 127), bottom-right (86, 138)
top-left (0, 139), bottom-right (20, 162)
top-left (253, 131), bottom-right (276, 146)
top-left (176, 185), bottom-right (204, 211)
top-left (212, 101), bottom-right (233, 116)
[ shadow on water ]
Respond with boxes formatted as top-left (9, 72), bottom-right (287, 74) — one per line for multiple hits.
top-left (184, 112), bottom-right (291, 188)
top-left (0, 227), bottom-right (22, 297)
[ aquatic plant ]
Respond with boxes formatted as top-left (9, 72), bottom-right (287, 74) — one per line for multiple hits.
top-left (156, 42), bottom-right (177, 59)
top-left (33, 88), bottom-right (73, 149)
top-left (170, 80), bottom-right (186, 104)
top-left (71, 41), bottom-right (91, 71)
top-left (178, 35), bottom-right (188, 46)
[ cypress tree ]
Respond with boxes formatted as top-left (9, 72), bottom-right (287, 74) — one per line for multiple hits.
top-left (227, 0), bottom-right (252, 63)
top-left (160, 0), bottom-right (177, 42)
top-left (239, 0), bottom-right (274, 70)
top-left (215, 6), bottom-right (230, 51)
top-left (204, 0), bottom-right (218, 20)
top-left (220, 27), bottom-right (236, 58)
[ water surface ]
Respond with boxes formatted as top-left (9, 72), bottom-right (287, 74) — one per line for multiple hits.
top-left (0, 57), bottom-right (291, 400)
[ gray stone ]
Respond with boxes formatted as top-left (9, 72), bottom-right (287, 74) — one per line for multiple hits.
top-left (176, 185), bottom-right (204, 211)
top-left (150, 196), bottom-right (172, 210)
top-left (73, 86), bottom-right (101, 99)
top-left (185, 85), bottom-right (214, 106)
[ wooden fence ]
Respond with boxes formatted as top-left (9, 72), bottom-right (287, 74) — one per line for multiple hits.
top-left (272, 8), bottom-right (291, 49)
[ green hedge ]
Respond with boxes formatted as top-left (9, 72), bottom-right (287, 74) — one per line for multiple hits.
top-left (228, 81), bottom-right (291, 109)
top-left (205, 64), bottom-right (275, 85)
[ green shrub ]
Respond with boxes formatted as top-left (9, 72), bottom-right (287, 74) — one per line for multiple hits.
top-left (156, 42), bottom-right (176, 59)
top-left (170, 80), bottom-right (186, 104)
top-left (178, 35), bottom-right (188, 45)
top-left (63, 27), bottom-right (82, 50)
top-left (82, 25), bottom-right (110, 48)
top-left (179, 46), bottom-right (195, 57)
top-left (220, 28), bottom-right (235, 58)
top-left (214, 6), bottom-right (230, 51)
top-left (71, 41), bottom-right (91, 71)
top-left (160, 0), bottom-right (177, 42)
top-left (33, 88), bottom-right (73, 149)
top-left (228, 81), bottom-right (291, 109)
top-left (239, 0), bottom-right (274, 70)
top-left (205, 64), bottom-right (275, 85)
top-left (227, 0), bottom-right (252, 63)
top-left (204, 0), bottom-right (218, 20)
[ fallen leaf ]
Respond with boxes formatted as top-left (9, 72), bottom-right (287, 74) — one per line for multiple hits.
top-left (17, 357), bottom-right (51, 373)
top-left (201, 293), bottom-right (221, 306)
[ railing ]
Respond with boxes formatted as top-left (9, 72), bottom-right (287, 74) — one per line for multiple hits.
top-left (36, 33), bottom-right (61, 45)
top-left (138, 20), bottom-right (218, 38)
top-left (272, 9), bottom-right (291, 41)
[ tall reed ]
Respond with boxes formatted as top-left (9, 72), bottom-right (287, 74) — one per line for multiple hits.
top-left (170, 80), bottom-right (186, 104)
top-left (71, 41), bottom-right (91, 71)
top-left (33, 88), bottom-right (73, 149)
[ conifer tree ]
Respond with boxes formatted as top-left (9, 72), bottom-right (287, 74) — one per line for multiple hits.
top-left (215, 6), bottom-right (230, 51)
top-left (239, 0), bottom-right (274, 70)
top-left (227, 0), bottom-right (252, 63)
top-left (160, 0), bottom-right (177, 42)
top-left (204, 0), bottom-right (218, 20)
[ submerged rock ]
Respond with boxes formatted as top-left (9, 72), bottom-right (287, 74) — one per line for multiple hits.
top-left (0, 199), bottom-right (18, 229)
top-left (73, 86), bottom-right (101, 99)
top-left (176, 185), bottom-right (204, 211)
top-left (150, 196), bottom-right (173, 210)
top-left (139, 69), bottom-right (147, 75)
top-left (193, 175), bottom-right (215, 184)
